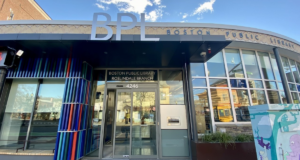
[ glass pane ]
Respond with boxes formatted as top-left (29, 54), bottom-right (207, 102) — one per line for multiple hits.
top-left (289, 60), bottom-right (300, 83)
top-left (231, 90), bottom-right (250, 121)
top-left (192, 78), bottom-right (206, 87)
top-left (278, 82), bottom-right (284, 90)
top-left (210, 89), bottom-right (233, 122)
top-left (28, 80), bottom-right (65, 150)
top-left (209, 79), bottom-right (228, 87)
top-left (87, 81), bottom-right (105, 157)
top-left (280, 91), bottom-right (287, 104)
top-left (281, 57), bottom-right (294, 82)
top-left (132, 92), bottom-right (156, 155)
top-left (250, 90), bottom-right (267, 105)
top-left (207, 52), bottom-right (226, 77)
top-left (242, 50), bottom-right (261, 79)
top-left (114, 92), bottom-right (131, 156)
top-left (230, 79), bottom-right (247, 88)
top-left (297, 62), bottom-right (300, 81)
top-left (265, 81), bottom-right (277, 89)
top-left (193, 89), bottom-right (211, 134)
top-left (298, 85), bottom-right (300, 92)
top-left (0, 80), bottom-right (38, 148)
top-left (248, 80), bottom-right (263, 88)
top-left (159, 70), bottom-right (184, 105)
top-left (225, 49), bottom-right (244, 78)
top-left (270, 54), bottom-right (282, 81)
top-left (258, 52), bottom-right (275, 80)
top-left (289, 83), bottom-right (297, 91)
top-left (291, 92), bottom-right (299, 104)
top-left (190, 63), bottom-right (205, 77)
top-left (267, 91), bottom-right (280, 104)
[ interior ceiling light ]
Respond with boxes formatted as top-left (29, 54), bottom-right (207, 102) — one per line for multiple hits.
top-left (208, 47), bottom-right (211, 54)
top-left (182, 52), bottom-right (185, 54)
top-left (142, 52), bottom-right (146, 54)
top-left (16, 50), bottom-right (24, 57)
top-left (104, 52), bottom-right (108, 54)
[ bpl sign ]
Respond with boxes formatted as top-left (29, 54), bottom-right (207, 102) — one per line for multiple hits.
top-left (91, 13), bottom-right (159, 41)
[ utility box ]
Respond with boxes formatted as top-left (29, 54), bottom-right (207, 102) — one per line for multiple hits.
top-left (249, 104), bottom-right (300, 160)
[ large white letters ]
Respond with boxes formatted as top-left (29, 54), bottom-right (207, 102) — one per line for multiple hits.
top-left (91, 13), bottom-right (113, 40)
top-left (116, 13), bottom-right (137, 41)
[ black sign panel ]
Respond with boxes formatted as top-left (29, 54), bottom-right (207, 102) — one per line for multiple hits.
top-left (107, 70), bottom-right (157, 81)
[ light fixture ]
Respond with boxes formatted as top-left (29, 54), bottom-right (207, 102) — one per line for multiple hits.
top-left (104, 52), bottom-right (108, 54)
top-left (142, 52), bottom-right (146, 55)
top-left (16, 50), bottom-right (24, 57)
top-left (182, 52), bottom-right (185, 54)
top-left (208, 47), bottom-right (211, 54)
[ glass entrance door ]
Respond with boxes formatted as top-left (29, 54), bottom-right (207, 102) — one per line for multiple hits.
top-left (113, 89), bottom-right (157, 158)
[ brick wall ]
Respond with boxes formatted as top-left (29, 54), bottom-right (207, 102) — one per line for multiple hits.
top-left (0, 0), bottom-right (50, 20)
top-left (216, 124), bottom-right (253, 135)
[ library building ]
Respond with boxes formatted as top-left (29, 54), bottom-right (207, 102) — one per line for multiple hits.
top-left (0, 13), bottom-right (300, 160)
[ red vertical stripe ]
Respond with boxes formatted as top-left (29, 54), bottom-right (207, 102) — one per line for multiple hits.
top-left (68, 104), bottom-right (74, 131)
top-left (66, 58), bottom-right (72, 77)
top-left (71, 132), bottom-right (78, 160)
top-left (85, 82), bottom-right (90, 105)
top-left (77, 105), bottom-right (83, 130)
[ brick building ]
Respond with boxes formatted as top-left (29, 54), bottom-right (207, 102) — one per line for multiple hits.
top-left (0, 0), bottom-right (51, 20)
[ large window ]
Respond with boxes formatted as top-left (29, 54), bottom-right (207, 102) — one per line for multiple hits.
top-left (211, 89), bottom-right (233, 122)
top-left (207, 52), bottom-right (226, 77)
top-left (193, 89), bottom-right (210, 134)
top-left (242, 50), bottom-right (261, 79)
top-left (281, 57), bottom-right (294, 82)
top-left (258, 52), bottom-right (275, 80)
top-left (225, 49), bottom-right (244, 78)
top-left (232, 89), bottom-right (250, 122)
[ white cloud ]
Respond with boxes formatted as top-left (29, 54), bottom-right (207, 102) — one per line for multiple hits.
top-left (182, 13), bottom-right (188, 19)
top-left (95, 3), bottom-right (109, 10)
top-left (192, 0), bottom-right (216, 16)
top-left (145, 5), bottom-right (165, 22)
top-left (97, 0), bottom-right (152, 14)
top-left (153, 0), bottom-right (161, 5)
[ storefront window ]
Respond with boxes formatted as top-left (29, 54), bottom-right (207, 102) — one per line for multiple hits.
top-left (265, 81), bottom-right (277, 89)
top-left (291, 92), bottom-right (299, 104)
top-left (0, 80), bottom-right (38, 149)
top-left (230, 79), bottom-right (246, 88)
top-left (193, 89), bottom-right (211, 134)
top-left (258, 52), bottom-right (275, 80)
top-left (192, 78), bottom-right (206, 87)
top-left (289, 83), bottom-right (297, 91)
top-left (281, 57), bottom-right (294, 82)
top-left (232, 89), bottom-right (250, 122)
top-left (207, 52), bottom-right (226, 77)
top-left (242, 50), bottom-right (261, 79)
top-left (209, 79), bottom-right (228, 87)
top-left (225, 49), bottom-right (244, 78)
top-left (248, 80), bottom-right (263, 88)
top-left (159, 70), bottom-right (184, 105)
top-left (267, 91), bottom-right (280, 104)
top-left (250, 90), bottom-right (267, 105)
top-left (278, 82), bottom-right (284, 90)
top-left (280, 91), bottom-right (288, 104)
top-left (211, 89), bottom-right (233, 122)
top-left (28, 80), bottom-right (65, 150)
top-left (190, 63), bottom-right (205, 77)
top-left (270, 54), bottom-right (282, 81)
top-left (289, 60), bottom-right (300, 83)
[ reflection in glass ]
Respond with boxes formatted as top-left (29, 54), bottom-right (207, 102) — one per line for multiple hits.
top-left (297, 62), bottom-right (300, 81)
top-left (289, 83), bottom-right (297, 91)
top-left (28, 80), bottom-right (65, 150)
top-left (225, 49), bottom-right (244, 78)
top-left (209, 79), bottom-right (228, 87)
top-left (270, 54), bottom-right (282, 81)
top-left (291, 92), bottom-right (299, 104)
top-left (207, 52), bottom-right (226, 77)
top-left (0, 80), bottom-right (38, 148)
top-left (242, 50), bottom-right (261, 79)
top-left (230, 79), bottom-right (246, 88)
top-left (114, 92), bottom-right (131, 156)
top-left (193, 89), bottom-right (211, 134)
top-left (278, 82), bottom-right (284, 90)
top-left (250, 90), bottom-right (267, 105)
top-left (281, 57), bottom-right (294, 82)
top-left (267, 91), bottom-right (280, 104)
top-left (190, 63), bottom-right (205, 77)
top-left (132, 92), bottom-right (156, 156)
top-left (248, 80), bottom-right (263, 88)
top-left (289, 60), bottom-right (300, 83)
top-left (265, 81), bottom-right (277, 89)
top-left (258, 52), bottom-right (275, 80)
top-left (231, 90), bottom-right (250, 121)
top-left (192, 79), bottom-right (206, 87)
top-left (210, 89), bottom-right (233, 122)
top-left (159, 70), bottom-right (184, 105)
top-left (280, 91), bottom-right (287, 104)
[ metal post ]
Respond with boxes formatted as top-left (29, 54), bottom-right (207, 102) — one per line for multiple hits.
top-left (273, 48), bottom-right (292, 103)
top-left (0, 69), bottom-right (7, 98)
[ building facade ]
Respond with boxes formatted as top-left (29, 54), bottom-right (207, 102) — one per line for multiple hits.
top-left (0, 18), bottom-right (299, 160)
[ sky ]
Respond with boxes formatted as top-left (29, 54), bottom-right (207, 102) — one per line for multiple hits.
top-left (36, 0), bottom-right (300, 42)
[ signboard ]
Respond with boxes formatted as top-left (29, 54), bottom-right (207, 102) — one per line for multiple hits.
top-left (107, 70), bottom-right (157, 81)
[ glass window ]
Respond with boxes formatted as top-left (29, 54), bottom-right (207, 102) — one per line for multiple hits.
top-left (231, 90), bottom-right (250, 122)
top-left (192, 78), bottom-right (206, 87)
top-left (278, 82), bottom-right (284, 90)
top-left (270, 54), bottom-right (282, 81)
top-left (209, 79), bottom-right (228, 87)
top-left (193, 89), bottom-right (211, 134)
top-left (248, 80), bottom-right (263, 88)
top-left (250, 90), bottom-right (267, 105)
top-left (281, 57), bottom-right (294, 82)
top-left (280, 91), bottom-right (287, 104)
top-left (242, 50), bottom-right (261, 79)
top-left (159, 70), bottom-right (184, 105)
top-left (190, 63), bottom-right (205, 77)
top-left (258, 52), bottom-right (275, 80)
top-left (225, 49), bottom-right (244, 78)
top-left (289, 60), bottom-right (300, 83)
top-left (207, 52), bottom-right (226, 77)
top-left (265, 81), bottom-right (277, 89)
top-left (210, 89), bottom-right (233, 122)
top-left (0, 80), bottom-right (38, 149)
top-left (230, 79), bottom-right (246, 88)
top-left (289, 83), bottom-right (297, 91)
top-left (27, 80), bottom-right (65, 150)
top-left (291, 92), bottom-right (299, 104)
top-left (297, 62), bottom-right (300, 81)
top-left (267, 91), bottom-right (280, 104)
top-left (297, 85), bottom-right (300, 92)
